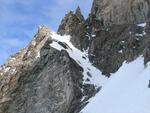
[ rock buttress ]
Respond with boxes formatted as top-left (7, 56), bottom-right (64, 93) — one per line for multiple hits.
top-left (0, 26), bottom-right (85, 113)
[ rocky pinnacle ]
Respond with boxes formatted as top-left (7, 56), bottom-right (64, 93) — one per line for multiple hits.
top-left (57, 6), bottom-right (84, 35)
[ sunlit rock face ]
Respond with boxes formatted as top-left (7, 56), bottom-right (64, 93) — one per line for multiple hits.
top-left (91, 0), bottom-right (150, 25)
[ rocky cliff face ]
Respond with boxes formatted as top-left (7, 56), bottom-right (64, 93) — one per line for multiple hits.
top-left (58, 0), bottom-right (150, 76)
top-left (1, 0), bottom-right (150, 113)
top-left (91, 0), bottom-right (150, 25)
top-left (0, 26), bottom-right (97, 113)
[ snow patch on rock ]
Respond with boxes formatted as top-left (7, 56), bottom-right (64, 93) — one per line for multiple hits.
top-left (50, 32), bottom-right (108, 88)
top-left (137, 22), bottom-right (146, 27)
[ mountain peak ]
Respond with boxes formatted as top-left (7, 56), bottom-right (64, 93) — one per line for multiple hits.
top-left (37, 25), bottom-right (51, 36)
top-left (57, 8), bottom-right (84, 35)
top-left (75, 6), bottom-right (84, 21)
top-left (75, 6), bottom-right (81, 14)
top-left (1, 0), bottom-right (150, 113)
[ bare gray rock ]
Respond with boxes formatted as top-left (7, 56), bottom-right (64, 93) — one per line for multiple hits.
top-left (0, 25), bottom-right (97, 113)
top-left (75, 6), bottom-right (84, 22)
top-left (0, 26), bottom-right (81, 113)
top-left (65, 0), bottom-right (150, 76)
top-left (91, 0), bottom-right (150, 25)
top-left (57, 7), bottom-right (84, 36)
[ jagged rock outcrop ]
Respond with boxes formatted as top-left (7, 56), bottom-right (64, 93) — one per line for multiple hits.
top-left (58, 0), bottom-right (150, 76)
top-left (1, 0), bottom-right (150, 113)
top-left (57, 6), bottom-right (84, 35)
top-left (0, 26), bottom-right (90, 113)
top-left (75, 6), bottom-right (84, 22)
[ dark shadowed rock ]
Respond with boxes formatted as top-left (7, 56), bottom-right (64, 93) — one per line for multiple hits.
top-left (148, 80), bottom-right (150, 88)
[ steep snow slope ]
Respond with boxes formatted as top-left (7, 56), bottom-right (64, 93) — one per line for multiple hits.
top-left (81, 57), bottom-right (150, 113)
top-left (49, 32), bottom-right (150, 113)
top-left (50, 32), bottom-right (108, 88)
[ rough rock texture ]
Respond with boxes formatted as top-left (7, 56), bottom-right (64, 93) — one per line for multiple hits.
top-left (91, 0), bottom-right (150, 25)
top-left (1, 0), bottom-right (150, 113)
top-left (57, 6), bottom-right (84, 35)
top-left (0, 26), bottom-right (95, 113)
top-left (89, 23), bottom-right (150, 76)
top-left (58, 0), bottom-right (150, 76)
top-left (70, 20), bottom-right (150, 76)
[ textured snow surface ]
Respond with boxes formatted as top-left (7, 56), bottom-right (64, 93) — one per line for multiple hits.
top-left (81, 56), bottom-right (150, 113)
top-left (50, 32), bottom-right (108, 88)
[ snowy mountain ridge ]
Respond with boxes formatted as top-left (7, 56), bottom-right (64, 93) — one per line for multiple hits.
top-left (1, 0), bottom-right (150, 113)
